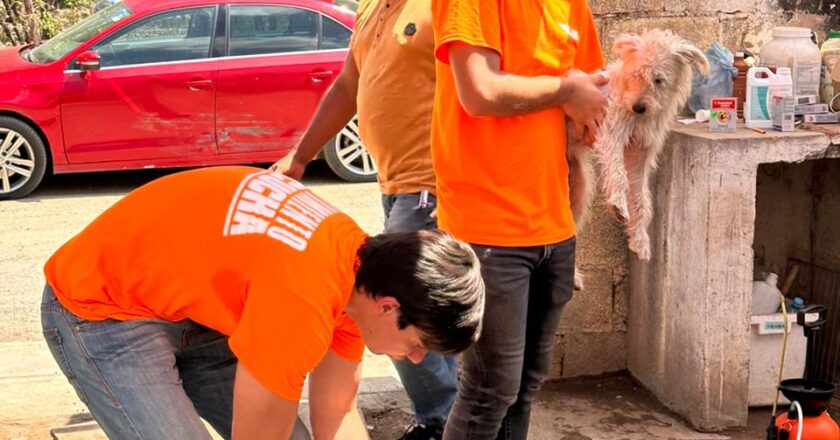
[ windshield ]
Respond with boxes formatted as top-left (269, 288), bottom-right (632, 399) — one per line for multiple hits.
top-left (29, 2), bottom-right (132, 64)
top-left (333, 0), bottom-right (358, 13)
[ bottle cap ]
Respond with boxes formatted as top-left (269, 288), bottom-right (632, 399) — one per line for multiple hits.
top-left (772, 27), bottom-right (812, 39)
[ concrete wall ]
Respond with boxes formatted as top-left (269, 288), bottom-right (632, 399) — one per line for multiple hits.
top-left (550, 0), bottom-right (835, 381)
top-left (754, 159), bottom-right (840, 280)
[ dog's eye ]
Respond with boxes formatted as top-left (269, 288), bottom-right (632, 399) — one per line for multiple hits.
top-left (654, 78), bottom-right (664, 86)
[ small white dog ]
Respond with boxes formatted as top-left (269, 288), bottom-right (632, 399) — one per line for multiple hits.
top-left (568, 29), bottom-right (709, 280)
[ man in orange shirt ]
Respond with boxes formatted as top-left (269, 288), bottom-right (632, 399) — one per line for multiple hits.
top-left (41, 166), bottom-right (484, 440)
top-left (271, 1), bottom-right (455, 438)
top-left (430, 0), bottom-right (608, 438)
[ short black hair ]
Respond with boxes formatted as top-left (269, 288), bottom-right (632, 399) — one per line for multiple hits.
top-left (355, 229), bottom-right (484, 355)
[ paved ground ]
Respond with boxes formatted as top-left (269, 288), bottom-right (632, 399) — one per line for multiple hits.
top-left (1, 162), bottom-right (774, 439)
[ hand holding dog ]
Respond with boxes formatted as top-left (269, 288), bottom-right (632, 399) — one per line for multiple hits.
top-left (560, 73), bottom-right (609, 145)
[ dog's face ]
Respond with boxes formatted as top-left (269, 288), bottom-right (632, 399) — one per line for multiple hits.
top-left (611, 30), bottom-right (710, 117)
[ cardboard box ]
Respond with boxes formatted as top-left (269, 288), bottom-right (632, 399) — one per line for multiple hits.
top-left (794, 95), bottom-right (818, 105)
top-left (804, 113), bottom-right (840, 124)
top-left (772, 96), bottom-right (795, 132)
top-left (709, 98), bottom-right (737, 132)
top-left (794, 103), bottom-right (829, 115)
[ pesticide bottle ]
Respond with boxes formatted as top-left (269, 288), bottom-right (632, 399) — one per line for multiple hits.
top-left (752, 272), bottom-right (782, 315)
top-left (733, 52), bottom-right (749, 119)
top-left (746, 68), bottom-right (793, 128)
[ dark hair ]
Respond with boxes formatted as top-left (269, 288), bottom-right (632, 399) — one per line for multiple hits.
top-left (355, 229), bottom-right (484, 355)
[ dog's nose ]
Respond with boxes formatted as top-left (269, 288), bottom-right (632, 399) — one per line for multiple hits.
top-left (632, 103), bottom-right (647, 114)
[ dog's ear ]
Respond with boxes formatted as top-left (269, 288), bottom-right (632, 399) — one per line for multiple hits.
top-left (676, 43), bottom-right (710, 76)
top-left (612, 34), bottom-right (642, 56)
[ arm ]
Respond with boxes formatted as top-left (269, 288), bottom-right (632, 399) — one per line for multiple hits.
top-left (446, 42), bottom-right (607, 142)
top-left (308, 350), bottom-right (369, 440)
top-left (271, 50), bottom-right (361, 179)
top-left (232, 363), bottom-right (300, 440)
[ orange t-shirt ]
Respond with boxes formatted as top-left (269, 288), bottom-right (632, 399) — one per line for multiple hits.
top-left (431, 0), bottom-right (604, 246)
top-left (44, 166), bottom-right (367, 402)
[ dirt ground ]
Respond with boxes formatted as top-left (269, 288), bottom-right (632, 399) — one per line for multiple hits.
top-left (0, 162), bottom-right (384, 344)
top-left (2, 163), bottom-right (835, 439)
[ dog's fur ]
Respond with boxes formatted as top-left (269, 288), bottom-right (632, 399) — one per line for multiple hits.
top-left (568, 29), bottom-right (709, 286)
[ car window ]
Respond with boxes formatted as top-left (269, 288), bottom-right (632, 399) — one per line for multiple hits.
top-left (229, 5), bottom-right (318, 56)
top-left (92, 7), bottom-right (215, 67)
top-left (30, 2), bottom-right (132, 64)
top-left (321, 16), bottom-right (350, 50)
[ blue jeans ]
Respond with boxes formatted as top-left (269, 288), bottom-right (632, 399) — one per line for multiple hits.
top-left (382, 192), bottom-right (458, 427)
top-left (443, 238), bottom-right (576, 440)
top-left (40, 285), bottom-right (312, 439)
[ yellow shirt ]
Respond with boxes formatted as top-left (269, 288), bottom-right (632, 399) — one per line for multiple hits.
top-left (352, 0), bottom-right (436, 195)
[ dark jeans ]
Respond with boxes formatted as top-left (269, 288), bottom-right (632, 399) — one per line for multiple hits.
top-left (382, 192), bottom-right (459, 427)
top-left (443, 238), bottom-right (576, 440)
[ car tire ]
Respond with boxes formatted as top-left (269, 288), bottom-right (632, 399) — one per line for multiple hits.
top-left (0, 116), bottom-right (48, 200)
top-left (323, 117), bottom-right (377, 183)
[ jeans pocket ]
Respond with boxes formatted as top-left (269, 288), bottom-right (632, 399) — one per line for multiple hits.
top-left (72, 317), bottom-right (120, 332)
top-left (43, 328), bottom-right (90, 405)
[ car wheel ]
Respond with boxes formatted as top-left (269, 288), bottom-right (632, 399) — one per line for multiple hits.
top-left (0, 116), bottom-right (47, 200)
top-left (323, 117), bottom-right (377, 183)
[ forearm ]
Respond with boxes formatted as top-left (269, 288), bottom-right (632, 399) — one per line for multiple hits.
top-left (475, 72), bottom-right (566, 117)
top-left (448, 42), bottom-right (590, 118)
top-left (290, 79), bottom-right (357, 164)
top-left (312, 403), bottom-right (369, 440)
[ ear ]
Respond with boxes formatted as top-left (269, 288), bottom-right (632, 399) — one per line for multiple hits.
top-left (676, 43), bottom-right (710, 76)
top-left (612, 34), bottom-right (642, 56)
top-left (375, 296), bottom-right (401, 315)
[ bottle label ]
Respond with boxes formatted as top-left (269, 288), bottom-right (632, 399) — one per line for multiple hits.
top-left (749, 85), bottom-right (770, 121)
top-left (793, 60), bottom-right (821, 96)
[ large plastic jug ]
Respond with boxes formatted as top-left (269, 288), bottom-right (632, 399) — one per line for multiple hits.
top-left (759, 27), bottom-right (821, 96)
top-left (821, 30), bottom-right (840, 110)
top-left (746, 67), bottom-right (774, 128)
top-left (746, 67), bottom-right (793, 128)
top-left (752, 272), bottom-right (782, 315)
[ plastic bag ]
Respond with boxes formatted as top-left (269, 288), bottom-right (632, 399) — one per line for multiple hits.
top-left (688, 42), bottom-right (738, 112)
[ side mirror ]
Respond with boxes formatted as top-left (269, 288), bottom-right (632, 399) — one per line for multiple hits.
top-left (77, 50), bottom-right (101, 72)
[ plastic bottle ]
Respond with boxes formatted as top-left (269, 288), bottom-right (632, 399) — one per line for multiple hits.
top-left (733, 52), bottom-right (749, 119)
top-left (759, 27), bottom-right (822, 97)
top-left (745, 67), bottom-right (774, 128)
top-left (752, 272), bottom-right (782, 315)
top-left (820, 30), bottom-right (840, 111)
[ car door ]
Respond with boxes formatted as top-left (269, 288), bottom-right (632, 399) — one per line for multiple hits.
top-left (60, 6), bottom-right (219, 163)
top-left (215, 4), bottom-right (350, 155)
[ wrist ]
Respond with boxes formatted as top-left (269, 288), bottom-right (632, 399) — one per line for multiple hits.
top-left (555, 76), bottom-right (573, 106)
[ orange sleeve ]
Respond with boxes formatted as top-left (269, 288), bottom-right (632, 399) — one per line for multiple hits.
top-left (573, 0), bottom-right (605, 73)
top-left (229, 272), bottom-right (333, 402)
top-left (331, 313), bottom-right (364, 362)
top-left (432, 0), bottom-right (501, 64)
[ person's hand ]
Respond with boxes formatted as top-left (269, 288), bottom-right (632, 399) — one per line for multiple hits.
top-left (269, 154), bottom-right (306, 180)
top-left (560, 73), bottom-right (608, 145)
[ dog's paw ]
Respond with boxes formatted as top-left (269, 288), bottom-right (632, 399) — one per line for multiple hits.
top-left (574, 267), bottom-right (585, 291)
top-left (608, 196), bottom-right (630, 222)
top-left (628, 235), bottom-right (651, 261)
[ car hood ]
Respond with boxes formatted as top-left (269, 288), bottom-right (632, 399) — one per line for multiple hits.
top-left (0, 45), bottom-right (42, 74)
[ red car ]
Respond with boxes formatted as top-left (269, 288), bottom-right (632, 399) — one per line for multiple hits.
top-left (0, 0), bottom-right (376, 200)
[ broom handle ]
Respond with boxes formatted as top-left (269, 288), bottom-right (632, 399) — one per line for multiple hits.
top-left (779, 264), bottom-right (800, 297)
